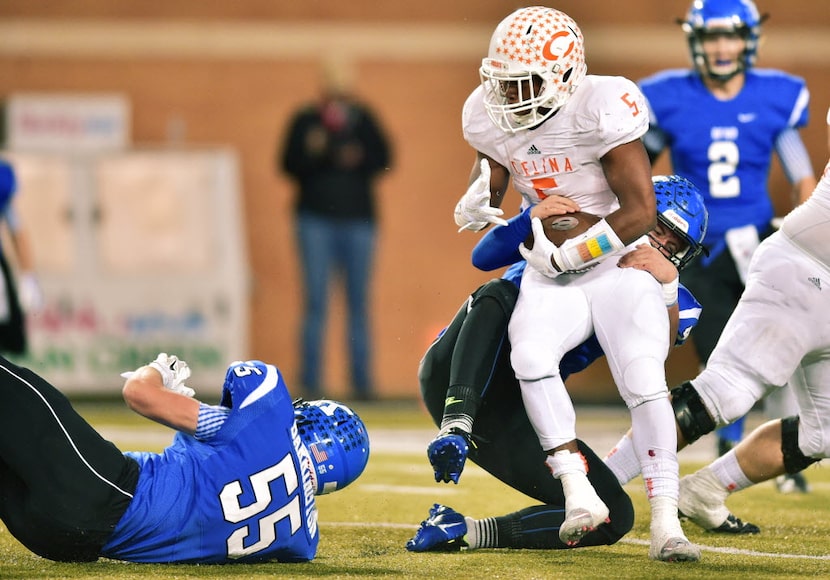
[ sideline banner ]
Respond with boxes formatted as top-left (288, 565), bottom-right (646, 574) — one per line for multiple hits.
top-left (4, 148), bottom-right (249, 395)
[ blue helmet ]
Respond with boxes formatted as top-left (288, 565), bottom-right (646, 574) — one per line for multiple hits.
top-left (653, 175), bottom-right (709, 270)
top-left (293, 399), bottom-right (370, 495)
top-left (681, 0), bottom-right (763, 81)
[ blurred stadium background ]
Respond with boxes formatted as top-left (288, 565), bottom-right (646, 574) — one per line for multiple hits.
top-left (0, 1), bottom-right (827, 400)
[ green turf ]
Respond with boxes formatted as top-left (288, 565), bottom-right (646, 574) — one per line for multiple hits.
top-left (1, 401), bottom-right (828, 579)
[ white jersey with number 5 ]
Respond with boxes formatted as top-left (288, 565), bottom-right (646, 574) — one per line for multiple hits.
top-left (462, 75), bottom-right (649, 217)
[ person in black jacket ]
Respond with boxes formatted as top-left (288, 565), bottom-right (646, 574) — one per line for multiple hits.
top-left (279, 57), bottom-right (392, 400)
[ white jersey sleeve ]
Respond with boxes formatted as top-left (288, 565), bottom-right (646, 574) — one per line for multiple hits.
top-left (780, 158), bottom-right (830, 267)
top-left (589, 76), bottom-right (650, 158)
top-left (462, 86), bottom-right (504, 162)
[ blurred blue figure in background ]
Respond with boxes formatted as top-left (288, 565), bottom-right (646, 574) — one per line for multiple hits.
top-left (0, 157), bottom-right (43, 355)
top-left (639, 0), bottom-right (815, 479)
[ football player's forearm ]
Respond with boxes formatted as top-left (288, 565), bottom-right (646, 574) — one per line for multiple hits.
top-left (122, 370), bottom-right (200, 433)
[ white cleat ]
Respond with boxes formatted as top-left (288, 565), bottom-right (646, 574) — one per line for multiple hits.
top-left (559, 497), bottom-right (610, 546)
top-left (649, 496), bottom-right (700, 562)
top-left (549, 450), bottom-right (610, 546)
top-left (678, 469), bottom-right (731, 531)
top-left (649, 536), bottom-right (701, 562)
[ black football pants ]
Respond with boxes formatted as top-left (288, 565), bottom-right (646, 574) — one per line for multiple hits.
top-left (0, 355), bottom-right (138, 561)
top-left (418, 279), bottom-right (634, 549)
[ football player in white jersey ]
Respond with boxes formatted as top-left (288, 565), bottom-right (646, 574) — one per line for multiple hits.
top-left (606, 113), bottom-right (830, 533)
top-left (451, 6), bottom-right (698, 563)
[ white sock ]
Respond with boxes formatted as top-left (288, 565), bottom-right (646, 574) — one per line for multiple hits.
top-left (649, 495), bottom-right (684, 539)
top-left (631, 399), bottom-right (679, 500)
top-left (709, 450), bottom-right (754, 492)
top-left (547, 450), bottom-right (606, 515)
top-left (604, 432), bottom-right (641, 485)
top-left (438, 418), bottom-right (472, 435)
top-left (465, 516), bottom-right (498, 549)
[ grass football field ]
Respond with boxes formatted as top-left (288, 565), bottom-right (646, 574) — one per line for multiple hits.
top-left (2, 400), bottom-right (829, 579)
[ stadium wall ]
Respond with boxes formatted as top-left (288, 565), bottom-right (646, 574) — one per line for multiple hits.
top-left (0, 1), bottom-right (827, 401)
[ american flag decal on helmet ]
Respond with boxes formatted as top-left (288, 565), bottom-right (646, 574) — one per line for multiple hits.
top-left (310, 443), bottom-right (329, 463)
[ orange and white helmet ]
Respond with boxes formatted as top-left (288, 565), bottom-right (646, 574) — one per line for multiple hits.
top-left (480, 6), bottom-right (587, 133)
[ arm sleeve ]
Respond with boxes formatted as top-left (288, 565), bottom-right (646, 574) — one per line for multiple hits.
top-left (775, 127), bottom-right (814, 184)
top-left (471, 207), bottom-right (532, 271)
top-left (194, 403), bottom-right (231, 440)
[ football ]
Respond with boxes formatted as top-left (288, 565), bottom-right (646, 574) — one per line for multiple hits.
top-left (524, 211), bottom-right (601, 249)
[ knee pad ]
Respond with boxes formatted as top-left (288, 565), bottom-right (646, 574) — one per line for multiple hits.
top-left (781, 416), bottom-right (820, 474)
top-left (470, 278), bottom-right (518, 317)
top-left (511, 342), bottom-right (561, 380)
top-left (671, 381), bottom-right (716, 444)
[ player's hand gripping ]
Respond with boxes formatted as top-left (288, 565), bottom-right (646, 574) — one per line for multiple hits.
top-left (617, 243), bottom-right (678, 284)
top-left (529, 194), bottom-right (581, 220)
top-left (519, 217), bottom-right (565, 277)
top-left (454, 159), bottom-right (508, 232)
top-left (121, 352), bottom-right (195, 397)
top-left (618, 243), bottom-right (679, 306)
top-left (520, 217), bottom-right (600, 278)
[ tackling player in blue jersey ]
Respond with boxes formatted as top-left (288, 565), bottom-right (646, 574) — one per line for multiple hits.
top-left (0, 354), bottom-right (369, 563)
top-left (640, 0), bottom-right (816, 465)
top-left (408, 176), bottom-right (709, 553)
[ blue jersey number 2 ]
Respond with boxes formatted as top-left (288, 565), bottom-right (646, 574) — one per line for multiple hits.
top-left (707, 140), bottom-right (740, 198)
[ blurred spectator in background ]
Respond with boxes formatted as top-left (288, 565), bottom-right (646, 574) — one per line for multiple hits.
top-left (0, 157), bottom-right (43, 355)
top-left (639, 0), bottom-right (815, 476)
top-left (279, 57), bottom-right (392, 401)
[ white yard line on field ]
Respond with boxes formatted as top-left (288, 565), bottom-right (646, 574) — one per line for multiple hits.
top-left (325, 521), bottom-right (830, 560)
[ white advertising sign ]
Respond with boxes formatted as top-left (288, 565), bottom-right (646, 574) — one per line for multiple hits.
top-left (5, 93), bottom-right (130, 152)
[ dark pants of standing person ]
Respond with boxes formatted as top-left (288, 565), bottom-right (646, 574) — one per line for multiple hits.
top-left (296, 211), bottom-right (376, 398)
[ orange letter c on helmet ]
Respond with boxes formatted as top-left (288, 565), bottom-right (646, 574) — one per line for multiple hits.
top-left (542, 31), bottom-right (574, 61)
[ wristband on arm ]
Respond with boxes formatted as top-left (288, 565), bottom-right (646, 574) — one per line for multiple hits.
top-left (662, 277), bottom-right (679, 307)
top-left (556, 218), bottom-right (625, 271)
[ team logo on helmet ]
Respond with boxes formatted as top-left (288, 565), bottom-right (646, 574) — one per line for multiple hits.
top-left (653, 175), bottom-right (709, 270)
top-left (480, 7), bottom-right (587, 133)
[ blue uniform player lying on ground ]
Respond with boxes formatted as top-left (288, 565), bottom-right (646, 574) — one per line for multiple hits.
top-left (0, 353), bottom-right (369, 563)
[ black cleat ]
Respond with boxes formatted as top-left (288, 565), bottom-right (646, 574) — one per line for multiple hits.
top-left (711, 513), bottom-right (760, 535)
